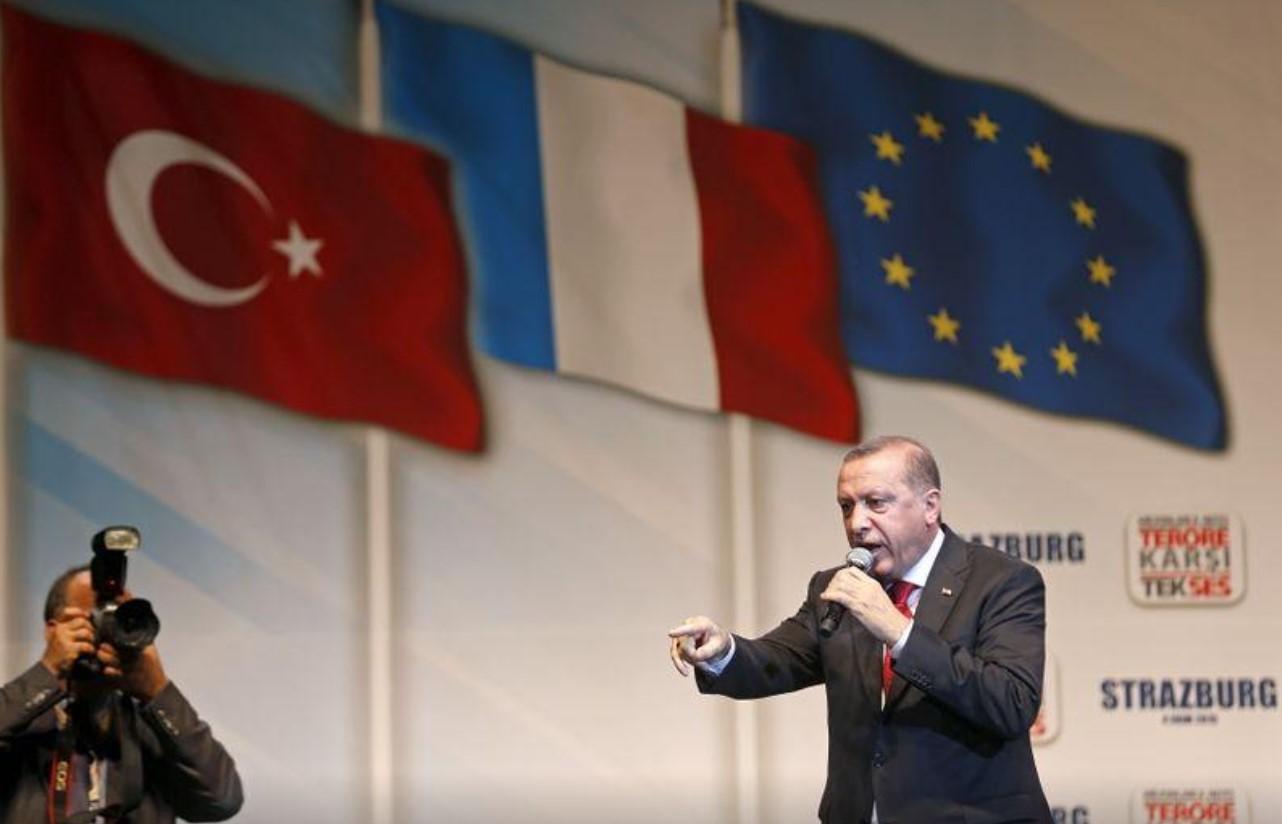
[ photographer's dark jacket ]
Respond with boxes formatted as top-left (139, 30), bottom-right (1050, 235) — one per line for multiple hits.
top-left (0, 663), bottom-right (243, 823)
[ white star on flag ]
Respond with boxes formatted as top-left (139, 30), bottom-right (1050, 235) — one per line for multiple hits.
top-left (272, 220), bottom-right (323, 278)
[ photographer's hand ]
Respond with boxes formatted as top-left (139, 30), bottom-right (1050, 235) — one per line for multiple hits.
top-left (98, 642), bottom-right (169, 702)
top-left (41, 607), bottom-right (95, 679)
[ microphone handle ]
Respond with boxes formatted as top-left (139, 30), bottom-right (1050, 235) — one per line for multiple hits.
top-left (818, 548), bottom-right (872, 639)
top-left (818, 601), bottom-right (845, 638)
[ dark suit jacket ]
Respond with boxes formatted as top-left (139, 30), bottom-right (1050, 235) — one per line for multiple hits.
top-left (0, 663), bottom-right (243, 823)
top-left (698, 527), bottom-right (1052, 824)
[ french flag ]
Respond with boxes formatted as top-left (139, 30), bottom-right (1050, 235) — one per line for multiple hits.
top-left (377, 3), bottom-right (858, 442)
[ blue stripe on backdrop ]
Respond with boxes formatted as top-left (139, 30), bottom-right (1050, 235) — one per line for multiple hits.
top-left (377, 1), bottom-right (557, 369)
top-left (4, 0), bottom-right (359, 120)
top-left (8, 347), bottom-right (371, 820)
top-left (13, 417), bottom-right (346, 637)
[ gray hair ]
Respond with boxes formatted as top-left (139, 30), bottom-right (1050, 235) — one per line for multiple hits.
top-left (841, 435), bottom-right (941, 495)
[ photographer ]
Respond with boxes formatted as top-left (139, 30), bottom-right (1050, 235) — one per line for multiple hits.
top-left (0, 564), bottom-right (244, 823)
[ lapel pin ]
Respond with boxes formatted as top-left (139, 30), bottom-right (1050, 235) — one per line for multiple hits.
top-left (941, 587), bottom-right (954, 597)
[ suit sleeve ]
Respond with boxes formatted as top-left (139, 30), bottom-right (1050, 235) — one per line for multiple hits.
top-left (696, 571), bottom-right (826, 699)
top-left (894, 561), bottom-right (1045, 739)
top-left (0, 663), bottom-right (64, 749)
top-left (139, 680), bottom-right (244, 822)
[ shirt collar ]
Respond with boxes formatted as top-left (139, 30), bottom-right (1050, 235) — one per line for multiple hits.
top-left (898, 527), bottom-right (944, 588)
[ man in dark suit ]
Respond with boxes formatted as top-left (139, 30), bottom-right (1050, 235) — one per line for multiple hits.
top-left (669, 435), bottom-right (1051, 824)
top-left (0, 565), bottom-right (243, 823)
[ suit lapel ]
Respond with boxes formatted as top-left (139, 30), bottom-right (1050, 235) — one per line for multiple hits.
top-left (886, 527), bottom-right (972, 708)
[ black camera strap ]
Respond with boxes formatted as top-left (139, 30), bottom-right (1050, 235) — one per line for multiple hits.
top-left (48, 722), bottom-right (108, 824)
top-left (47, 697), bottom-right (141, 824)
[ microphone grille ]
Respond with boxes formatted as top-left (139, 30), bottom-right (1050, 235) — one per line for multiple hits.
top-left (845, 547), bottom-right (873, 570)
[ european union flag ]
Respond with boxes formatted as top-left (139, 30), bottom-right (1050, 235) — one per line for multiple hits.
top-left (739, 3), bottom-right (1225, 449)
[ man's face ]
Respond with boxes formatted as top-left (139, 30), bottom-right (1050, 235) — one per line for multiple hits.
top-left (43, 572), bottom-right (96, 647)
top-left (42, 572), bottom-right (99, 694)
top-left (836, 446), bottom-right (940, 580)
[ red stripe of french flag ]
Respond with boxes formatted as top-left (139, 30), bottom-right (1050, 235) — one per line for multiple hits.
top-left (687, 109), bottom-right (858, 441)
top-left (534, 55), bottom-right (858, 441)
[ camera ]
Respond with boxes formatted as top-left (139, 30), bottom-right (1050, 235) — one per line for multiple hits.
top-left (71, 525), bottom-right (161, 679)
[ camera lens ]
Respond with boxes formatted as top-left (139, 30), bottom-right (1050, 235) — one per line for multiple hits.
top-left (103, 599), bottom-right (161, 652)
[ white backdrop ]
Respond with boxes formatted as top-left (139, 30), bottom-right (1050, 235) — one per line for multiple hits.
top-left (4, 2), bottom-right (1282, 823)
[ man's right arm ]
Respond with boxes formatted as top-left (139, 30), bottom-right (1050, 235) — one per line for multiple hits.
top-left (0, 664), bottom-right (64, 747)
top-left (679, 571), bottom-right (829, 700)
top-left (0, 606), bottom-right (92, 747)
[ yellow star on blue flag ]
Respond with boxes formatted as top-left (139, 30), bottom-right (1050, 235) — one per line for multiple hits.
top-left (739, 2), bottom-right (1225, 449)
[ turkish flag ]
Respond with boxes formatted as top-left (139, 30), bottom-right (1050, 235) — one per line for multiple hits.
top-left (3, 7), bottom-right (483, 450)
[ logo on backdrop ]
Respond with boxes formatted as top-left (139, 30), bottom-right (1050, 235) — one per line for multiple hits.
top-left (970, 531), bottom-right (1085, 565)
top-left (1126, 514), bottom-right (1244, 605)
top-left (1031, 653), bottom-right (1059, 746)
top-left (1133, 788), bottom-right (1247, 824)
top-left (1100, 677), bottom-right (1276, 725)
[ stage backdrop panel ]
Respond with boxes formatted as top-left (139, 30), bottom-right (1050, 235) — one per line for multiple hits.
top-left (4, 1), bottom-right (1282, 823)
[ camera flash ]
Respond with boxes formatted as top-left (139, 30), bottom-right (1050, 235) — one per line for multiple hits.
top-left (100, 526), bottom-right (140, 552)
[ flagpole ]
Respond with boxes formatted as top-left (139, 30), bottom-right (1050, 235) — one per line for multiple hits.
top-left (358, 3), bottom-right (395, 824)
top-left (719, 4), bottom-right (761, 824)
top-left (0, 20), bottom-right (11, 675)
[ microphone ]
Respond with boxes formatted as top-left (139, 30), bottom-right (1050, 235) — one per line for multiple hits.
top-left (818, 547), bottom-right (874, 638)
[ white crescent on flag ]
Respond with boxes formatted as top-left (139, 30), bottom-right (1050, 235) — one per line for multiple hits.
top-left (105, 129), bottom-right (271, 307)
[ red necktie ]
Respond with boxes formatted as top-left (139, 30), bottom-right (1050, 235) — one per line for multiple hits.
top-left (882, 581), bottom-right (918, 696)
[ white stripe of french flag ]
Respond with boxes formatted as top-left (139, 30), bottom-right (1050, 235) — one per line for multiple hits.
top-left (534, 55), bottom-right (858, 441)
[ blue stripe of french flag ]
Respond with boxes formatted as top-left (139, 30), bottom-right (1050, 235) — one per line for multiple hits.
top-left (376, 2), bottom-right (858, 441)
